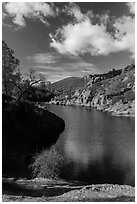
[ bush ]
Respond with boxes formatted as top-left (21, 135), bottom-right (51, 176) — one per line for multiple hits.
top-left (26, 86), bottom-right (55, 102)
top-left (123, 90), bottom-right (135, 102)
top-left (30, 146), bottom-right (65, 179)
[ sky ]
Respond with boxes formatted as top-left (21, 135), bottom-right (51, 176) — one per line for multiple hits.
top-left (2, 2), bottom-right (135, 82)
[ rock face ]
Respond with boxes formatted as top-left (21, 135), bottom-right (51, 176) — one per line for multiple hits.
top-left (2, 98), bottom-right (65, 174)
top-left (50, 65), bottom-right (135, 117)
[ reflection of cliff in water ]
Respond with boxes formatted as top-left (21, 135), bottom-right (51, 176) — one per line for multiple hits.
top-left (47, 105), bottom-right (135, 186)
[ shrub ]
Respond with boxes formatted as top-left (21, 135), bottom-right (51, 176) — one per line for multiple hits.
top-left (123, 90), bottom-right (135, 102)
top-left (30, 146), bottom-right (65, 179)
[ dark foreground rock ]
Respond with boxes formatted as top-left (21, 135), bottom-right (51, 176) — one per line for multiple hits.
top-left (2, 178), bottom-right (135, 202)
top-left (2, 98), bottom-right (65, 177)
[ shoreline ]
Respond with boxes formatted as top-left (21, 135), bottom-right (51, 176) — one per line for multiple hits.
top-left (2, 177), bottom-right (135, 202)
top-left (44, 101), bottom-right (135, 118)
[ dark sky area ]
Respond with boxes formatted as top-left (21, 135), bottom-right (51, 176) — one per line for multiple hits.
top-left (2, 2), bottom-right (135, 82)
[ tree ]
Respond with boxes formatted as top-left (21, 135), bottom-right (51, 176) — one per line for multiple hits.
top-left (2, 41), bottom-right (21, 96)
top-left (15, 69), bottom-right (47, 102)
top-left (2, 41), bottom-right (49, 103)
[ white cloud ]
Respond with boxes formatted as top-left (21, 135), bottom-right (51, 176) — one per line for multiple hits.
top-left (63, 3), bottom-right (95, 23)
top-left (97, 13), bottom-right (110, 26)
top-left (25, 52), bottom-right (96, 82)
top-left (63, 3), bottom-right (85, 22)
top-left (50, 18), bottom-right (113, 56)
top-left (27, 53), bottom-right (59, 64)
top-left (114, 16), bottom-right (135, 55)
top-left (50, 3), bottom-right (135, 58)
top-left (4, 2), bottom-right (56, 27)
top-left (127, 2), bottom-right (135, 14)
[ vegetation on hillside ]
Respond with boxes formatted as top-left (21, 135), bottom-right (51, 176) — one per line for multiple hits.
top-left (51, 77), bottom-right (86, 93)
top-left (88, 65), bottom-right (135, 99)
top-left (50, 64), bottom-right (135, 116)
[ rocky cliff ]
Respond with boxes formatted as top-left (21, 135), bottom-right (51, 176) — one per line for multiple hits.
top-left (50, 65), bottom-right (135, 117)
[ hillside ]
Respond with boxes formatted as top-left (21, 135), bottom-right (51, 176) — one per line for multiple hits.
top-left (51, 77), bottom-right (86, 92)
top-left (50, 64), bottom-right (135, 116)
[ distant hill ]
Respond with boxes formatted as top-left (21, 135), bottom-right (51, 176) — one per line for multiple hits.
top-left (51, 77), bottom-right (86, 92)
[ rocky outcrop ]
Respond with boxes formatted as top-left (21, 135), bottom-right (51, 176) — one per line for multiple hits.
top-left (50, 65), bottom-right (135, 117)
top-left (2, 97), bottom-right (65, 174)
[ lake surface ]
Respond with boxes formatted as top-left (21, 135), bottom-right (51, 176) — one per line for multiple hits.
top-left (47, 105), bottom-right (135, 186)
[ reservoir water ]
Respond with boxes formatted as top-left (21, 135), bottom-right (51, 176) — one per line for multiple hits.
top-left (47, 105), bottom-right (135, 186)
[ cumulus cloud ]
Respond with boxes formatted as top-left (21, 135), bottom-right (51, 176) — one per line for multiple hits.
top-left (50, 3), bottom-right (135, 58)
top-left (50, 19), bottom-right (114, 56)
top-left (114, 16), bottom-right (135, 57)
top-left (127, 2), bottom-right (135, 14)
top-left (3, 2), bottom-right (56, 27)
top-left (63, 3), bottom-right (85, 22)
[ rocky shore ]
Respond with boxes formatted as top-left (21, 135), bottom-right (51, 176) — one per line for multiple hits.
top-left (2, 178), bottom-right (135, 202)
top-left (49, 65), bottom-right (135, 117)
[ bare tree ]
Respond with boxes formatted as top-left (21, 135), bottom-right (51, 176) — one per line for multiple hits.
top-left (16, 69), bottom-right (46, 103)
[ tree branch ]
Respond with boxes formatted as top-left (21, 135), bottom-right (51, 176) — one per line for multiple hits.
top-left (16, 79), bottom-right (41, 103)
top-left (4, 80), bottom-right (22, 91)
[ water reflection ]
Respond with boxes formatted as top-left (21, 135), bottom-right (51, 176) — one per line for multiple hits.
top-left (47, 105), bottom-right (135, 186)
